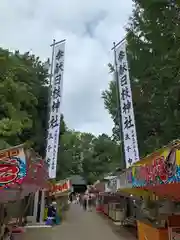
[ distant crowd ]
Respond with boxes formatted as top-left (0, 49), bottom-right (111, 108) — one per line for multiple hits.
top-left (69, 192), bottom-right (96, 211)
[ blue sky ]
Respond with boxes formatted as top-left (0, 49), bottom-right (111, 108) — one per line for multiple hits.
top-left (0, 0), bottom-right (133, 136)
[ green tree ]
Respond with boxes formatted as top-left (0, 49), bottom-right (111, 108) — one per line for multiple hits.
top-left (102, 1), bottom-right (180, 158)
top-left (102, 81), bottom-right (121, 142)
top-left (0, 48), bottom-right (49, 156)
top-left (56, 130), bottom-right (82, 180)
top-left (56, 130), bottom-right (121, 183)
top-left (93, 134), bottom-right (122, 171)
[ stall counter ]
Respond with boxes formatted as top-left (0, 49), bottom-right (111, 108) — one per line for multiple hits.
top-left (137, 221), bottom-right (168, 240)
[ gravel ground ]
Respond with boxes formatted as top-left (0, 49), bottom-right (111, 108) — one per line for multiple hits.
top-left (24, 204), bottom-right (136, 240)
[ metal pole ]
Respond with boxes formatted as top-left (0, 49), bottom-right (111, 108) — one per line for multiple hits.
top-left (111, 37), bottom-right (126, 51)
top-left (49, 39), bottom-right (56, 90)
top-left (112, 42), bottom-right (126, 169)
top-left (50, 39), bottom-right (65, 47)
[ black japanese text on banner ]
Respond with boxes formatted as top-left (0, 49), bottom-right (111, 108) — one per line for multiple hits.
top-left (116, 41), bottom-right (139, 168)
top-left (46, 41), bottom-right (65, 179)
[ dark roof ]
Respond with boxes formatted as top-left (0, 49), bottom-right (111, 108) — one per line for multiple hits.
top-left (70, 175), bottom-right (86, 185)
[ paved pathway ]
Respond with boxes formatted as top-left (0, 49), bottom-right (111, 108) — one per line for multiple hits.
top-left (25, 204), bottom-right (136, 240)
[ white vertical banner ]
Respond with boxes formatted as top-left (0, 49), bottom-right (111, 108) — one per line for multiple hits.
top-left (46, 40), bottom-right (65, 179)
top-left (116, 41), bottom-right (139, 168)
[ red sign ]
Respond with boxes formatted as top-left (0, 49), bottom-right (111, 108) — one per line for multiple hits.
top-left (51, 180), bottom-right (71, 194)
top-left (0, 149), bottom-right (20, 182)
top-left (0, 165), bottom-right (19, 184)
top-left (137, 156), bottom-right (168, 184)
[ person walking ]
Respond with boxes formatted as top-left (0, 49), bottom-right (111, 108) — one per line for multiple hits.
top-left (79, 194), bottom-right (83, 206)
top-left (83, 194), bottom-right (87, 211)
top-left (75, 194), bottom-right (79, 204)
top-left (88, 194), bottom-right (93, 211)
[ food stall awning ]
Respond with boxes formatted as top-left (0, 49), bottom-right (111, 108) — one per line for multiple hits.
top-left (131, 140), bottom-right (180, 200)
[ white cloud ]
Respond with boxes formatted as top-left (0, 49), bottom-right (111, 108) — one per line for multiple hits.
top-left (0, 0), bottom-right (132, 136)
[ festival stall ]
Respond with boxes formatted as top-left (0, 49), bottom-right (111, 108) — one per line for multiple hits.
top-left (96, 176), bottom-right (117, 215)
top-left (116, 169), bottom-right (136, 226)
top-left (131, 140), bottom-right (180, 240)
top-left (48, 179), bottom-right (71, 221)
top-left (95, 176), bottom-right (126, 223)
top-left (0, 144), bottom-right (48, 240)
top-left (116, 167), bottom-right (152, 227)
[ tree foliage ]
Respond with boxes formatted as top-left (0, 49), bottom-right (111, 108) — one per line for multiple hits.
top-left (102, 1), bottom-right (180, 158)
top-left (56, 131), bottom-right (121, 183)
top-left (0, 48), bottom-right (49, 156)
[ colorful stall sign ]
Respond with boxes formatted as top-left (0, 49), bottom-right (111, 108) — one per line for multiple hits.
top-left (126, 168), bottom-right (133, 184)
top-left (51, 179), bottom-right (71, 194)
top-left (118, 170), bottom-right (133, 190)
top-left (132, 146), bottom-right (180, 187)
top-left (0, 146), bottom-right (26, 188)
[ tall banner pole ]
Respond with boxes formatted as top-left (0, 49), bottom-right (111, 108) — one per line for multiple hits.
top-left (49, 39), bottom-right (56, 93)
top-left (112, 39), bottom-right (139, 168)
top-left (46, 39), bottom-right (66, 179)
top-left (46, 39), bottom-right (55, 148)
top-left (112, 42), bottom-right (125, 169)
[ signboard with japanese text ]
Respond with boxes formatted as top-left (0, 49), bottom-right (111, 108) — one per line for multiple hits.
top-left (46, 40), bottom-right (65, 179)
top-left (116, 41), bottom-right (139, 168)
top-left (0, 146), bottom-right (26, 189)
top-left (107, 177), bottom-right (118, 193)
top-left (104, 182), bottom-right (111, 192)
top-left (50, 179), bottom-right (71, 195)
top-left (132, 147), bottom-right (180, 187)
